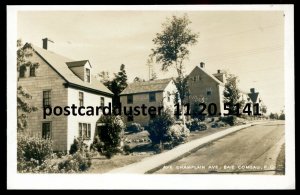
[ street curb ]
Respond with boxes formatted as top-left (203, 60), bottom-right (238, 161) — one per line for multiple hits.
top-left (107, 121), bottom-right (267, 174)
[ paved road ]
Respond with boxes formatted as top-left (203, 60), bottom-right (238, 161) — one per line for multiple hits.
top-left (155, 121), bottom-right (285, 174)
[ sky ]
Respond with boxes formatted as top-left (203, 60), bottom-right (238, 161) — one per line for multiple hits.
top-left (17, 10), bottom-right (284, 114)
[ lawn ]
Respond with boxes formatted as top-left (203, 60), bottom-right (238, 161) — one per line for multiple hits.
top-left (87, 117), bottom-right (253, 173)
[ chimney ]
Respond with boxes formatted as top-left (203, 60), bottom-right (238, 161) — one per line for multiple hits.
top-left (42, 38), bottom-right (54, 50)
top-left (213, 69), bottom-right (225, 83)
top-left (42, 38), bottom-right (48, 49)
top-left (200, 62), bottom-right (205, 68)
top-left (250, 88), bottom-right (255, 93)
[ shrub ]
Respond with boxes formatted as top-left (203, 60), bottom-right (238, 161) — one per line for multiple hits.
top-left (191, 100), bottom-right (206, 121)
top-left (17, 134), bottom-right (53, 165)
top-left (211, 122), bottom-right (218, 128)
top-left (55, 151), bottom-right (67, 158)
top-left (221, 115), bottom-right (237, 126)
top-left (164, 124), bottom-right (190, 147)
top-left (186, 119), bottom-right (207, 131)
top-left (123, 144), bottom-right (131, 155)
top-left (58, 152), bottom-right (91, 173)
top-left (95, 115), bottom-right (125, 158)
top-left (153, 143), bottom-right (163, 154)
top-left (69, 138), bottom-right (88, 155)
top-left (147, 109), bottom-right (175, 145)
top-left (90, 135), bottom-right (104, 153)
top-left (126, 123), bottom-right (143, 133)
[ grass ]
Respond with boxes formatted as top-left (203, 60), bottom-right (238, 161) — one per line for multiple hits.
top-left (88, 153), bottom-right (152, 173)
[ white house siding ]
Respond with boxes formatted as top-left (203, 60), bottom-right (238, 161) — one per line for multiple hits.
top-left (218, 85), bottom-right (225, 115)
top-left (162, 80), bottom-right (179, 113)
top-left (18, 51), bottom-right (68, 151)
top-left (67, 87), bottom-right (112, 150)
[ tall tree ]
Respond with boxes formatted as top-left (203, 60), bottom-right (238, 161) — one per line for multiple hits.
top-left (17, 40), bottom-right (39, 131)
top-left (99, 64), bottom-right (128, 106)
top-left (223, 73), bottom-right (243, 115)
top-left (150, 14), bottom-right (198, 101)
top-left (98, 71), bottom-right (111, 87)
top-left (114, 64), bottom-right (128, 94)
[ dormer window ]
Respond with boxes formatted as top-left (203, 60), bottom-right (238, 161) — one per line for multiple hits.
top-left (86, 68), bottom-right (90, 83)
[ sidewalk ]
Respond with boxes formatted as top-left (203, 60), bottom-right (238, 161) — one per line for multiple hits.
top-left (107, 122), bottom-right (266, 174)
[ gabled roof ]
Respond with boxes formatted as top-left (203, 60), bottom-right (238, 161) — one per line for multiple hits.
top-left (120, 78), bottom-right (173, 95)
top-left (66, 60), bottom-right (91, 68)
top-left (29, 44), bottom-right (113, 96)
top-left (248, 92), bottom-right (259, 103)
top-left (191, 66), bottom-right (224, 86)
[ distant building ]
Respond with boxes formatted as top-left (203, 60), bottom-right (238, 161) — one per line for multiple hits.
top-left (120, 78), bottom-right (179, 126)
top-left (187, 62), bottom-right (225, 115)
top-left (18, 40), bottom-right (113, 151)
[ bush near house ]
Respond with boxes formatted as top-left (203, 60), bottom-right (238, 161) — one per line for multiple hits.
top-left (126, 123), bottom-right (144, 133)
top-left (93, 115), bottom-right (125, 158)
top-left (148, 110), bottom-right (190, 152)
top-left (164, 124), bottom-right (190, 148)
top-left (17, 134), bottom-right (92, 173)
top-left (17, 134), bottom-right (53, 165)
top-left (69, 138), bottom-right (89, 155)
top-left (147, 109), bottom-right (175, 145)
top-left (221, 115), bottom-right (237, 126)
top-left (186, 119), bottom-right (208, 131)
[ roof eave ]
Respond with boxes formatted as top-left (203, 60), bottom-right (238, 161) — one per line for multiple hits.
top-left (120, 90), bottom-right (164, 96)
top-left (64, 82), bottom-right (114, 97)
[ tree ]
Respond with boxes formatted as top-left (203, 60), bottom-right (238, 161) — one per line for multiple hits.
top-left (17, 40), bottom-right (39, 131)
top-left (261, 105), bottom-right (267, 115)
top-left (269, 112), bottom-right (279, 120)
top-left (99, 64), bottom-right (128, 106)
top-left (223, 73), bottom-right (243, 115)
top-left (150, 14), bottom-right (198, 101)
top-left (98, 71), bottom-right (111, 87)
top-left (133, 77), bottom-right (145, 82)
top-left (150, 71), bottom-right (158, 81)
top-left (279, 109), bottom-right (285, 120)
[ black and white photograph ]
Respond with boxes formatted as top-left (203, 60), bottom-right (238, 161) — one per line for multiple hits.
top-left (7, 5), bottom-right (294, 189)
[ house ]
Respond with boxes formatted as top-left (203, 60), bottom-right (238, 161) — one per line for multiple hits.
top-left (120, 78), bottom-right (179, 126)
top-left (187, 62), bottom-right (225, 115)
top-left (18, 40), bottom-right (113, 151)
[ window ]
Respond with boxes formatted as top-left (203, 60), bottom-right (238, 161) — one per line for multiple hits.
top-left (127, 95), bottom-right (133, 104)
top-left (30, 66), bottom-right (36, 77)
top-left (79, 123), bottom-right (91, 140)
top-left (149, 92), bottom-right (156, 102)
top-left (42, 122), bottom-right (51, 139)
top-left (79, 92), bottom-right (84, 107)
top-left (19, 65), bottom-right (26, 78)
top-left (127, 115), bottom-right (134, 122)
top-left (193, 76), bottom-right (197, 82)
top-left (100, 97), bottom-right (105, 107)
top-left (43, 90), bottom-right (51, 107)
top-left (167, 92), bottom-right (171, 102)
top-left (207, 90), bottom-right (212, 96)
top-left (86, 68), bottom-right (90, 83)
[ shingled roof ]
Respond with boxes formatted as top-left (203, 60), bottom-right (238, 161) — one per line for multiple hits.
top-left (120, 78), bottom-right (173, 95)
top-left (29, 44), bottom-right (113, 96)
